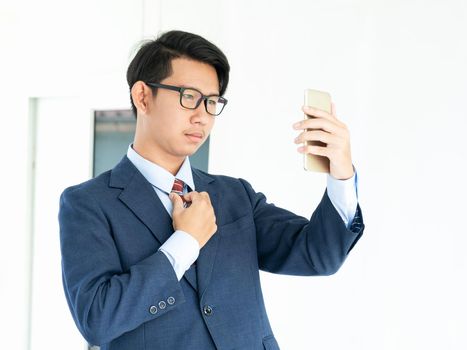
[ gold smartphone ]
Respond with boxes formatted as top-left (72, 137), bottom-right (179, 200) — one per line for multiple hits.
top-left (303, 89), bottom-right (331, 172)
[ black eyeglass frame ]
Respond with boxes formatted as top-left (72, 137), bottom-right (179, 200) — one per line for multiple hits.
top-left (145, 82), bottom-right (228, 116)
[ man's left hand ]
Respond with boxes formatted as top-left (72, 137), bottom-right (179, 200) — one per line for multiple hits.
top-left (293, 103), bottom-right (354, 180)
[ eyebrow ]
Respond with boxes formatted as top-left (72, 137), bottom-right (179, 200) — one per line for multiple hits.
top-left (180, 84), bottom-right (220, 96)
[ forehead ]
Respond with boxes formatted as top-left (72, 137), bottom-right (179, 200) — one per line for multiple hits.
top-left (163, 57), bottom-right (220, 95)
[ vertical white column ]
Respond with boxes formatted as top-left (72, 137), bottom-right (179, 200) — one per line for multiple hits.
top-left (30, 97), bottom-right (93, 350)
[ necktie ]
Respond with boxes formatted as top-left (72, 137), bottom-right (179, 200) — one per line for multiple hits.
top-left (171, 178), bottom-right (191, 208)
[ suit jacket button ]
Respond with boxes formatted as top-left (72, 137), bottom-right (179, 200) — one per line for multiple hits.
top-left (158, 301), bottom-right (167, 309)
top-left (167, 296), bottom-right (175, 305)
top-left (203, 305), bottom-right (213, 316)
top-left (149, 305), bottom-right (158, 314)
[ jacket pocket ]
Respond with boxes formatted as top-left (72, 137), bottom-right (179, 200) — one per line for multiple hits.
top-left (262, 335), bottom-right (280, 350)
top-left (218, 214), bottom-right (250, 235)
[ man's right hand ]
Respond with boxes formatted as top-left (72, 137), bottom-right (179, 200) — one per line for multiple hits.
top-left (169, 191), bottom-right (217, 249)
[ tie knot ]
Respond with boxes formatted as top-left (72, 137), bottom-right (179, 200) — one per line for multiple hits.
top-left (171, 178), bottom-right (185, 195)
top-left (171, 178), bottom-right (191, 208)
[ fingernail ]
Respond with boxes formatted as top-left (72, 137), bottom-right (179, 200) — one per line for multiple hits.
top-left (293, 122), bottom-right (300, 129)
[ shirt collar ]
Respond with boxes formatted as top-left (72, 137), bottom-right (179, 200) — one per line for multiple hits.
top-left (126, 144), bottom-right (195, 194)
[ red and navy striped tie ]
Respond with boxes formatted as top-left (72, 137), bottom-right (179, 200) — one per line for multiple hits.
top-left (171, 178), bottom-right (190, 208)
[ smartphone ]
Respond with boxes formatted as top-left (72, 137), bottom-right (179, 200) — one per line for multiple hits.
top-left (303, 89), bottom-right (331, 172)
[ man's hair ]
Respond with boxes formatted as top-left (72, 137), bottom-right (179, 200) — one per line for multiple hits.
top-left (126, 30), bottom-right (230, 117)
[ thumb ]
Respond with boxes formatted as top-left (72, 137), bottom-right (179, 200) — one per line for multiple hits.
top-left (169, 193), bottom-right (183, 212)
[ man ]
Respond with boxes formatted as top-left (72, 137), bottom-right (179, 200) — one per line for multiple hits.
top-left (59, 30), bottom-right (364, 350)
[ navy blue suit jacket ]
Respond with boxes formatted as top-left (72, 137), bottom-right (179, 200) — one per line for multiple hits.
top-left (59, 156), bottom-right (364, 349)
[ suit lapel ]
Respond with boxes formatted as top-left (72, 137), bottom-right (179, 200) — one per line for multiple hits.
top-left (192, 168), bottom-right (220, 299)
top-left (112, 157), bottom-right (174, 246)
top-left (119, 173), bottom-right (199, 292)
top-left (109, 156), bottom-right (199, 291)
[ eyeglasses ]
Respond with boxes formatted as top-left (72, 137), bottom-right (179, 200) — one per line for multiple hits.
top-left (145, 82), bottom-right (228, 116)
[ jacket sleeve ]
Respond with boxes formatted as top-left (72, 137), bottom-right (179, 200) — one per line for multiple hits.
top-left (59, 186), bottom-right (185, 346)
top-left (238, 178), bottom-right (364, 276)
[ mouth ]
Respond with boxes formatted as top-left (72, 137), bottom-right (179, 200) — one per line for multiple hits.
top-left (185, 132), bottom-right (204, 143)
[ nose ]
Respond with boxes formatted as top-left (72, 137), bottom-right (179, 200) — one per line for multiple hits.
top-left (190, 100), bottom-right (211, 125)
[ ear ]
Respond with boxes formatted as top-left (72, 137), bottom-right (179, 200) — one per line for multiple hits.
top-left (131, 81), bottom-right (153, 116)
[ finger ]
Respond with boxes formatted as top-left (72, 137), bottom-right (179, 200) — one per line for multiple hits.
top-left (200, 191), bottom-right (212, 204)
top-left (298, 144), bottom-right (329, 158)
top-left (302, 105), bottom-right (336, 122)
top-left (169, 193), bottom-right (184, 212)
top-left (183, 191), bottom-right (199, 202)
top-left (296, 118), bottom-right (343, 136)
top-left (300, 105), bottom-right (345, 128)
top-left (295, 130), bottom-right (339, 145)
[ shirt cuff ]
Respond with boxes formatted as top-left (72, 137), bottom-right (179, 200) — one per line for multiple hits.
top-left (326, 169), bottom-right (359, 229)
top-left (159, 230), bottom-right (200, 281)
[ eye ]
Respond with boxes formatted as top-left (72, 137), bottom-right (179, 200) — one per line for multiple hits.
top-left (182, 93), bottom-right (195, 100)
top-left (207, 99), bottom-right (217, 106)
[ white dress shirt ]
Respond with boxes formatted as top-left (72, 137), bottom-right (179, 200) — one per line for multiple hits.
top-left (127, 144), bottom-right (358, 281)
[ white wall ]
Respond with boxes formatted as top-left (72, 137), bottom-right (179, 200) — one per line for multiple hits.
top-left (1, 0), bottom-right (466, 349)
top-left (1, 1), bottom-right (144, 349)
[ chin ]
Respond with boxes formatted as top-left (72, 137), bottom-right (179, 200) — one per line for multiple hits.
top-left (186, 147), bottom-right (201, 156)
top-left (177, 145), bottom-right (200, 157)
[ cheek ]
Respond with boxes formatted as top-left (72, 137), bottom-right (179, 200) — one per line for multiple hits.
top-left (156, 120), bottom-right (179, 141)
top-left (149, 107), bottom-right (179, 135)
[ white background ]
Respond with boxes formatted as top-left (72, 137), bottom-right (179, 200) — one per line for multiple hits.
top-left (1, 0), bottom-right (466, 349)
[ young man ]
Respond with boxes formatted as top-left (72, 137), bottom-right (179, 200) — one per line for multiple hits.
top-left (59, 30), bottom-right (364, 350)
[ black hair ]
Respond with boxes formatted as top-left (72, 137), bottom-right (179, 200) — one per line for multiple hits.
top-left (126, 30), bottom-right (230, 117)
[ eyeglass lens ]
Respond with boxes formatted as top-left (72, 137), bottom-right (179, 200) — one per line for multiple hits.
top-left (181, 89), bottom-right (225, 116)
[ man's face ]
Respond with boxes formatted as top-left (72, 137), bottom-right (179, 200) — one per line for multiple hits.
top-left (140, 57), bottom-right (219, 162)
